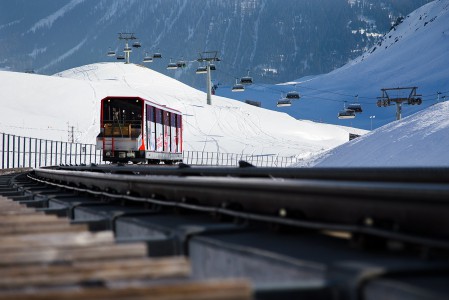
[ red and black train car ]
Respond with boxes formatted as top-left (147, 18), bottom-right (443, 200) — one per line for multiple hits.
top-left (96, 96), bottom-right (183, 164)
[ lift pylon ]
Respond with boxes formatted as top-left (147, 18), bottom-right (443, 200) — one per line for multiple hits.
top-left (377, 87), bottom-right (422, 120)
top-left (197, 51), bottom-right (220, 105)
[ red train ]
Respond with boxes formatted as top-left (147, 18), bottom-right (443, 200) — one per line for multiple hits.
top-left (96, 96), bottom-right (183, 164)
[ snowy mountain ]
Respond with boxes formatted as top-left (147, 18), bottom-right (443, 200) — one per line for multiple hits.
top-left (217, 0), bottom-right (449, 130)
top-left (296, 100), bottom-right (449, 167)
top-left (0, 0), bottom-right (430, 87)
top-left (0, 62), bottom-right (363, 159)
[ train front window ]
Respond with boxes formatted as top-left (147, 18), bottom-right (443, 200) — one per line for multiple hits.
top-left (102, 98), bottom-right (142, 137)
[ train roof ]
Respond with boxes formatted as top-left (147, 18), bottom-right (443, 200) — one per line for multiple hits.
top-left (101, 96), bottom-right (182, 114)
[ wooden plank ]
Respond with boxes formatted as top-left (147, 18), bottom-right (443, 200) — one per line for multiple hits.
top-left (0, 243), bottom-right (148, 267)
top-left (0, 279), bottom-right (252, 300)
top-left (0, 214), bottom-right (62, 223)
top-left (0, 231), bottom-right (114, 251)
top-left (0, 257), bottom-right (191, 290)
top-left (0, 257), bottom-right (188, 277)
top-left (0, 222), bottom-right (88, 235)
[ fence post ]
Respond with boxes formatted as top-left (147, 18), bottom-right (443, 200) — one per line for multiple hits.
top-left (17, 136), bottom-right (21, 168)
top-left (68, 143), bottom-right (71, 165)
top-left (22, 137), bottom-right (26, 168)
top-left (1, 133), bottom-right (4, 169)
top-left (12, 135), bottom-right (16, 168)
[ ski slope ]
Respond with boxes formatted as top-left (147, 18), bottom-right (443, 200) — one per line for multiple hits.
top-left (0, 62), bottom-right (363, 159)
top-left (296, 101), bottom-right (449, 167)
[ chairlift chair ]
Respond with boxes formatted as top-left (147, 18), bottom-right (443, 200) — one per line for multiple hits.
top-left (240, 70), bottom-right (253, 85)
top-left (176, 60), bottom-right (187, 68)
top-left (277, 98), bottom-right (292, 107)
top-left (132, 41), bottom-right (141, 48)
top-left (286, 91), bottom-right (301, 99)
top-left (167, 59), bottom-right (178, 70)
top-left (347, 95), bottom-right (362, 113)
top-left (143, 53), bottom-right (153, 63)
top-left (338, 109), bottom-right (356, 119)
top-left (232, 79), bottom-right (245, 92)
top-left (153, 52), bottom-right (162, 59)
top-left (195, 66), bottom-right (207, 74)
top-left (240, 76), bottom-right (253, 85)
top-left (107, 48), bottom-right (116, 57)
top-left (116, 55), bottom-right (125, 60)
top-left (347, 103), bottom-right (363, 113)
top-left (210, 64), bottom-right (216, 71)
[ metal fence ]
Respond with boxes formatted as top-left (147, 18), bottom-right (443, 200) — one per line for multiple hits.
top-left (0, 133), bottom-right (103, 169)
top-left (183, 150), bottom-right (299, 167)
top-left (0, 132), bottom-right (299, 169)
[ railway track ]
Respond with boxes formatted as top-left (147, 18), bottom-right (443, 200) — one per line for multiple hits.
top-left (1, 165), bottom-right (449, 299)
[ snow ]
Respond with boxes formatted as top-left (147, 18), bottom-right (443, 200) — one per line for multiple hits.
top-left (1, 1), bottom-right (447, 167)
top-left (296, 101), bottom-right (449, 167)
top-left (0, 62), bottom-right (360, 159)
top-left (218, 0), bottom-right (449, 131)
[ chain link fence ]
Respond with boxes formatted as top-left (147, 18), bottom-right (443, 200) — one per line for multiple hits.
top-left (1, 132), bottom-right (299, 169)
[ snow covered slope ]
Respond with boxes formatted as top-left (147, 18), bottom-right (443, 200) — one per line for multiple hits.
top-left (0, 62), bottom-right (363, 158)
top-left (297, 101), bottom-right (449, 167)
top-left (218, 0), bottom-right (449, 130)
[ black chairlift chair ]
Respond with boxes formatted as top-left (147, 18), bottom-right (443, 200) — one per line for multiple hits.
top-left (277, 98), bottom-right (292, 107)
top-left (210, 64), bottom-right (216, 71)
top-left (232, 79), bottom-right (245, 92)
top-left (286, 91), bottom-right (301, 99)
top-left (176, 60), bottom-right (187, 68)
top-left (240, 70), bottom-right (253, 85)
top-left (338, 108), bottom-right (356, 119)
top-left (116, 55), bottom-right (125, 60)
top-left (132, 41), bottom-right (141, 48)
top-left (347, 103), bottom-right (363, 113)
top-left (240, 76), bottom-right (253, 85)
top-left (347, 95), bottom-right (362, 113)
top-left (153, 52), bottom-right (162, 59)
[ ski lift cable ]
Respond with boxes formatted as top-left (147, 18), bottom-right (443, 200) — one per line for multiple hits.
top-left (216, 59), bottom-right (382, 102)
top-left (216, 66), bottom-right (444, 106)
top-left (215, 67), bottom-right (380, 105)
top-left (216, 58), bottom-right (377, 100)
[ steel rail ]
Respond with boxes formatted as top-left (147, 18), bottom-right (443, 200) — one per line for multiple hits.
top-left (26, 173), bottom-right (449, 250)
top-left (55, 164), bottom-right (449, 183)
top-left (32, 168), bottom-right (449, 247)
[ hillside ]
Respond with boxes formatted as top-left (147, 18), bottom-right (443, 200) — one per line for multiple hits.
top-left (217, 0), bottom-right (449, 130)
top-left (296, 101), bottom-right (449, 167)
top-left (0, 0), bottom-right (429, 87)
top-left (0, 63), bottom-right (364, 158)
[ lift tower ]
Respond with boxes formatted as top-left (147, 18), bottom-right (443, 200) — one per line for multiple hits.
top-left (377, 87), bottom-right (422, 120)
top-left (118, 33), bottom-right (138, 64)
top-left (197, 51), bottom-right (220, 105)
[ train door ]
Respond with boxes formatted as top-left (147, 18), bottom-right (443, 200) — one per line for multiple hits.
top-left (170, 113), bottom-right (177, 153)
top-left (163, 111), bottom-right (170, 152)
top-left (146, 105), bottom-right (156, 151)
top-left (176, 114), bottom-right (182, 152)
top-left (155, 108), bottom-right (163, 152)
